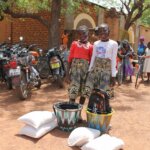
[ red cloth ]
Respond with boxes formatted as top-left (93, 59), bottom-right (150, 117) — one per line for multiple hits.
top-left (68, 41), bottom-right (93, 63)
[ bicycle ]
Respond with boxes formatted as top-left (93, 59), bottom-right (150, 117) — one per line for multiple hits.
top-left (116, 60), bottom-right (123, 85)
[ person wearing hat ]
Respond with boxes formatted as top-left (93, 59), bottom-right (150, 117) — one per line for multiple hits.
top-left (137, 36), bottom-right (147, 81)
top-left (138, 36), bottom-right (147, 56)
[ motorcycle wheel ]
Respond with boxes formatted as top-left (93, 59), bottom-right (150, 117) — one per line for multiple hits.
top-left (6, 77), bottom-right (12, 90)
top-left (37, 61), bottom-right (49, 79)
top-left (55, 74), bottom-right (64, 88)
top-left (16, 71), bottom-right (29, 100)
top-left (35, 78), bottom-right (41, 89)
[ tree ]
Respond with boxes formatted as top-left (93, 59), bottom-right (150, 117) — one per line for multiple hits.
top-left (140, 0), bottom-right (150, 26)
top-left (0, 0), bottom-right (84, 48)
top-left (99, 0), bottom-right (149, 38)
top-left (119, 0), bottom-right (150, 31)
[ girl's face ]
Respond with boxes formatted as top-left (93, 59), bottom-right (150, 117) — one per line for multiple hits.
top-left (124, 45), bottom-right (129, 50)
top-left (99, 33), bottom-right (109, 41)
top-left (78, 31), bottom-right (88, 43)
top-left (123, 43), bottom-right (129, 51)
top-left (99, 29), bottom-right (109, 41)
top-left (140, 39), bottom-right (144, 44)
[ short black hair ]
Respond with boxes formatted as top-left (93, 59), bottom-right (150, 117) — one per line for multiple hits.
top-left (96, 23), bottom-right (110, 35)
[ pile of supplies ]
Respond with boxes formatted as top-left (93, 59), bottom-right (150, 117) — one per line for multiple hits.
top-left (68, 127), bottom-right (124, 150)
top-left (17, 111), bottom-right (57, 138)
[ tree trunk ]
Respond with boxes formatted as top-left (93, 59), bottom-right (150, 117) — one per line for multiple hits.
top-left (120, 21), bottom-right (130, 40)
top-left (49, 0), bottom-right (61, 48)
top-left (121, 30), bottom-right (129, 40)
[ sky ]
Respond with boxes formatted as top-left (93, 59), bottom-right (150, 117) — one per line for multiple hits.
top-left (87, 0), bottom-right (125, 11)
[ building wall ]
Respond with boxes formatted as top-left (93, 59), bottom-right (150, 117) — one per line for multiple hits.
top-left (11, 12), bottom-right (50, 50)
top-left (8, 3), bottom-right (97, 50)
top-left (97, 7), bottom-right (104, 25)
top-left (0, 4), bottom-right (119, 49)
top-left (104, 17), bottom-right (120, 41)
top-left (73, 13), bottom-right (96, 29)
top-left (103, 8), bottom-right (120, 42)
top-left (139, 25), bottom-right (150, 45)
top-left (0, 19), bottom-right (11, 43)
top-left (2, 3), bottom-right (147, 50)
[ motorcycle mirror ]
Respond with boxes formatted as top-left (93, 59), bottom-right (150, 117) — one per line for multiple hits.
top-left (39, 49), bottom-right (43, 53)
top-left (19, 36), bottom-right (24, 41)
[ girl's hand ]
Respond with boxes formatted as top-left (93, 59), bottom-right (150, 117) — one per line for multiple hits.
top-left (65, 73), bottom-right (71, 84)
top-left (110, 77), bottom-right (116, 87)
top-left (143, 56), bottom-right (150, 59)
top-left (146, 56), bottom-right (150, 58)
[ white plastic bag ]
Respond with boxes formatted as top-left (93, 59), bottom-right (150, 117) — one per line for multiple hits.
top-left (18, 111), bottom-right (56, 128)
top-left (68, 127), bottom-right (100, 147)
top-left (18, 119), bottom-right (57, 138)
top-left (81, 134), bottom-right (124, 150)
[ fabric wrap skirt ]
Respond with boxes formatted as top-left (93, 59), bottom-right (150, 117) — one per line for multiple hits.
top-left (83, 57), bottom-right (112, 98)
top-left (68, 58), bottom-right (89, 100)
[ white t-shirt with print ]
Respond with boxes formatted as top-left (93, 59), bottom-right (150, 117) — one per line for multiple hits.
top-left (89, 39), bottom-right (118, 77)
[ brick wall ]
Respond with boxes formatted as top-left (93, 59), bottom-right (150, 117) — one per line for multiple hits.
top-left (11, 3), bottom-right (97, 50)
top-left (0, 19), bottom-right (11, 42)
top-left (104, 17), bottom-right (120, 41)
top-left (139, 25), bottom-right (150, 45)
top-left (104, 9), bottom-right (120, 41)
top-left (1, 3), bottom-right (122, 49)
top-left (11, 12), bottom-right (50, 50)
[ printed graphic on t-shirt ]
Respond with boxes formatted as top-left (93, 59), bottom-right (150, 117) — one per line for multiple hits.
top-left (138, 47), bottom-right (144, 53)
top-left (96, 46), bottom-right (106, 58)
top-left (138, 44), bottom-right (146, 55)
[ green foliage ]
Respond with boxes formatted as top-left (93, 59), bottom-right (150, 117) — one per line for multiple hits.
top-left (61, 0), bottom-right (84, 14)
top-left (0, 1), bottom-right (7, 12)
top-left (0, 0), bottom-right (8, 20)
top-left (0, 0), bottom-right (85, 14)
top-left (140, 9), bottom-right (150, 26)
top-left (14, 0), bottom-right (50, 13)
top-left (140, 0), bottom-right (150, 26)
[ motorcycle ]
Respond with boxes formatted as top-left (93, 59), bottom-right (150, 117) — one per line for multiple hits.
top-left (12, 46), bottom-right (41, 100)
top-left (0, 45), bottom-right (13, 89)
top-left (37, 47), bottom-right (66, 88)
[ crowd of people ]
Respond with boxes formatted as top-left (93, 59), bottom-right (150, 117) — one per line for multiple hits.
top-left (61, 23), bottom-right (150, 121)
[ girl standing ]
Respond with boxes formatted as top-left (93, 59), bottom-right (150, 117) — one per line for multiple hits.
top-left (143, 42), bottom-right (150, 82)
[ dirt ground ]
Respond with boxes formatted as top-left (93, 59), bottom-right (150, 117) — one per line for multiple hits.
top-left (0, 78), bottom-right (150, 150)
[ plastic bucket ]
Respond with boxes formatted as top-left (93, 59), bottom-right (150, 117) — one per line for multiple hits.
top-left (86, 110), bottom-right (113, 133)
top-left (53, 102), bottom-right (83, 132)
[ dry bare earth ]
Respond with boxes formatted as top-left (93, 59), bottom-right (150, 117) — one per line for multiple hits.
top-left (0, 78), bottom-right (149, 150)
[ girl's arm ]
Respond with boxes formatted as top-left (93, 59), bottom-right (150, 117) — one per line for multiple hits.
top-left (88, 44), bottom-right (96, 71)
top-left (143, 55), bottom-right (150, 58)
top-left (111, 42), bottom-right (118, 77)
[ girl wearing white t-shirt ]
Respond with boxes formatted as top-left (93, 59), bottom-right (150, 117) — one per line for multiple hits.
top-left (83, 24), bottom-right (118, 99)
top-left (143, 42), bottom-right (150, 82)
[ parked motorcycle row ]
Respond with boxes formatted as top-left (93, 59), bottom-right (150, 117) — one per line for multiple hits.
top-left (0, 39), bottom-right (68, 100)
